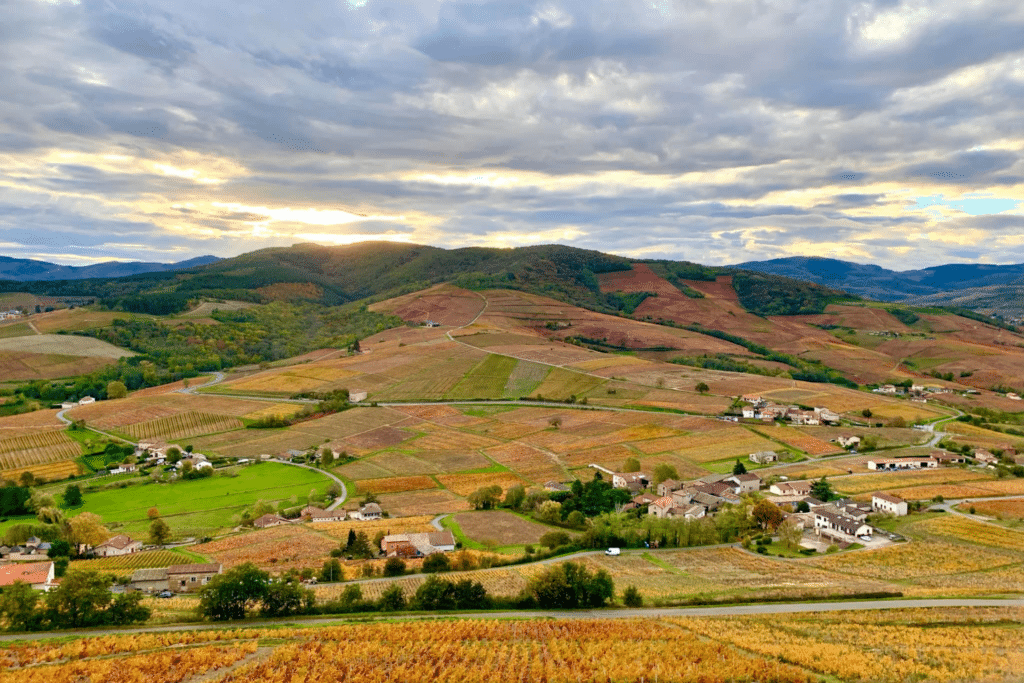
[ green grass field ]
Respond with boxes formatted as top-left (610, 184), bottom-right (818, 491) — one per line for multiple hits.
top-left (446, 354), bottom-right (519, 399)
top-left (60, 463), bottom-right (333, 540)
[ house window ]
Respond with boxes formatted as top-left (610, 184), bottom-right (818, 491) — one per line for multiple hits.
top-left (190, 576), bottom-right (196, 582)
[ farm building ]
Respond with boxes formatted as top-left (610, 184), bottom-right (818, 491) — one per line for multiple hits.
top-left (350, 503), bottom-right (382, 521)
top-left (813, 507), bottom-right (871, 541)
top-left (837, 436), bottom-right (861, 449)
top-left (304, 507), bottom-right (346, 523)
top-left (611, 472), bottom-right (648, 491)
top-left (0, 561), bottom-right (55, 591)
top-left (349, 391), bottom-right (368, 403)
top-left (749, 450), bottom-right (778, 464)
top-left (657, 479), bottom-right (681, 497)
top-left (166, 563), bottom-right (223, 593)
top-left (381, 531), bottom-right (456, 557)
top-left (92, 534), bottom-right (143, 557)
top-left (253, 513), bottom-right (291, 529)
top-left (725, 473), bottom-right (761, 494)
top-left (769, 480), bottom-right (813, 496)
top-left (130, 568), bottom-right (172, 593)
top-left (872, 492), bottom-right (908, 516)
top-left (867, 457), bottom-right (938, 471)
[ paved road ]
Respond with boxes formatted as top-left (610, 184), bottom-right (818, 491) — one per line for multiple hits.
top-left (429, 514), bottom-right (448, 531)
top-left (176, 372), bottom-right (227, 394)
top-left (2, 598), bottom-right (1021, 642)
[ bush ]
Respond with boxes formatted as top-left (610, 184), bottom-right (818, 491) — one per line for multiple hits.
top-left (622, 585), bottom-right (643, 608)
top-left (422, 553), bottom-right (451, 573)
top-left (383, 557), bottom-right (407, 577)
top-left (378, 585), bottom-right (406, 612)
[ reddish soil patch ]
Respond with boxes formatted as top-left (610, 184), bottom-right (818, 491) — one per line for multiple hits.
top-left (372, 284), bottom-right (485, 327)
top-left (343, 426), bottom-right (412, 450)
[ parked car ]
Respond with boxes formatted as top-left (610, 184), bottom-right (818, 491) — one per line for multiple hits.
top-left (157, 590), bottom-right (174, 598)
top-left (605, 547), bottom-right (621, 556)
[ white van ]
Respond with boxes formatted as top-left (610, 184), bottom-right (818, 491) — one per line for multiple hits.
top-left (605, 547), bottom-right (621, 556)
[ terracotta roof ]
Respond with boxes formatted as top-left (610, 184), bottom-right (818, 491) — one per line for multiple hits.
top-left (651, 496), bottom-right (675, 508)
top-left (167, 563), bottom-right (222, 575)
top-left (96, 534), bottom-right (138, 550)
top-left (360, 503), bottom-right (382, 514)
top-left (427, 530), bottom-right (455, 547)
top-left (0, 561), bottom-right (53, 587)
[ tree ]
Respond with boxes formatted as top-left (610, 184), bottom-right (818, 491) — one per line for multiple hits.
top-left (28, 490), bottom-right (55, 513)
top-left (46, 539), bottom-right (71, 558)
top-left (262, 578), bottom-right (314, 617)
top-left (378, 584), bottom-right (406, 611)
top-left (503, 484), bottom-right (526, 510)
top-left (18, 471), bottom-right (35, 487)
top-left (148, 518), bottom-right (171, 546)
top-left (147, 507), bottom-right (160, 520)
top-left (810, 476), bottom-right (835, 502)
top-left (890, 416), bottom-right (907, 428)
top-left (348, 531), bottom-right (374, 559)
top-left (529, 562), bottom-right (614, 608)
top-left (166, 447), bottom-right (182, 464)
top-left (321, 448), bottom-right (335, 468)
top-left (622, 457), bottom-right (641, 473)
top-left (105, 592), bottom-right (151, 625)
top-left (67, 512), bottom-right (109, 552)
top-left (0, 581), bottom-right (40, 631)
top-left (566, 510), bottom-right (586, 528)
top-left (198, 563), bottom-right (270, 621)
top-left (539, 530), bottom-right (571, 549)
top-left (63, 484), bottom-right (83, 507)
top-left (732, 459), bottom-right (748, 476)
top-left (44, 570), bottom-right (116, 628)
top-left (467, 485), bottom-right (503, 510)
top-left (319, 559), bottom-right (343, 582)
top-left (337, 584), bottom-right (363, 610)
top-left (652, 463), bottom-right (679, 484)
top-left (751, 499), bottom-right (784, 531)
top-left (344, 528), bottom-right (357, 552)
top-left (536, 500), bottom-right (562, 524)
top-left (383, 557), bottom-right (407, 577)
top-left (36, 506), bottom-right (64, 524)
top-left (622, 585), bottom-right (643, 608)
top-left (862, 408), bottom-right (872, 418)
top-left (422, 553), bottom-right (451, 573)
top-left (106, 381), bottom-right (128, 399)
top-left (778, 517), bottom-right (803, 550)
top-left (695, 382), bottom-right (710, 394)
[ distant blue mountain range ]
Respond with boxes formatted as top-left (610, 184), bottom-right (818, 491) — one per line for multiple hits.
top-left (731, 256), bottom-right (1024, 301)
top-left (0, 255), bottom-right (220, 281)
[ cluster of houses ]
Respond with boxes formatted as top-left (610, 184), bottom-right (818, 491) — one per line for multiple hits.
top-left (739, 396), bottom-right (840, 425)
top-left (0, 561), bottom-right (56, 591)
top-left (252, 502), bottom-right (383, 529)
top-left (873, 384), bottom-right (952, 398)
top-left (618, 471), bottom-right (764, 520)
top-left (0, 536), bottom-right (53, 562)
top-left (0, 309), bottom-right (23, 321)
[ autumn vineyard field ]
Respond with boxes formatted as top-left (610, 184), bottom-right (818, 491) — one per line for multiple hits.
top-left (123, 411), bottom-right (244, 441)
top-left (3, 610), bottom-right (1024, 683)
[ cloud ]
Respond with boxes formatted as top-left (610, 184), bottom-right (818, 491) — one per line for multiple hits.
top-left (0, 0), bottom-right (1023, 270)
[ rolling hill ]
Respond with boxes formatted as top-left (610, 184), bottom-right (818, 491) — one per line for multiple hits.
top-left (0, 255), bottom-right (220, 281)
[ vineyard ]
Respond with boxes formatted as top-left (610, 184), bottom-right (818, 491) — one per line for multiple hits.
top-left (675, 607), bottom-right (1024, 683)
top-left (3, 606), bottom-right (1024, 682)
top-left (215, 621), bottom-right (813, 683)
top-left (68, 550), bottom-right (195, 573)
top-left (123, 411), bottom-right (243, 441)
top-left (0, 430), bottom-right (80, 474)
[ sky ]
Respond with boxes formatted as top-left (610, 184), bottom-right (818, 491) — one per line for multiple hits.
top-left (2, 0), bottom-right (1024, 270)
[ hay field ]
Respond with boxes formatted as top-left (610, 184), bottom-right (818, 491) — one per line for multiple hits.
top-left (446, 354), bottom-right (518, 399)
top-left (435, 471), bottom-right (527, 496)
